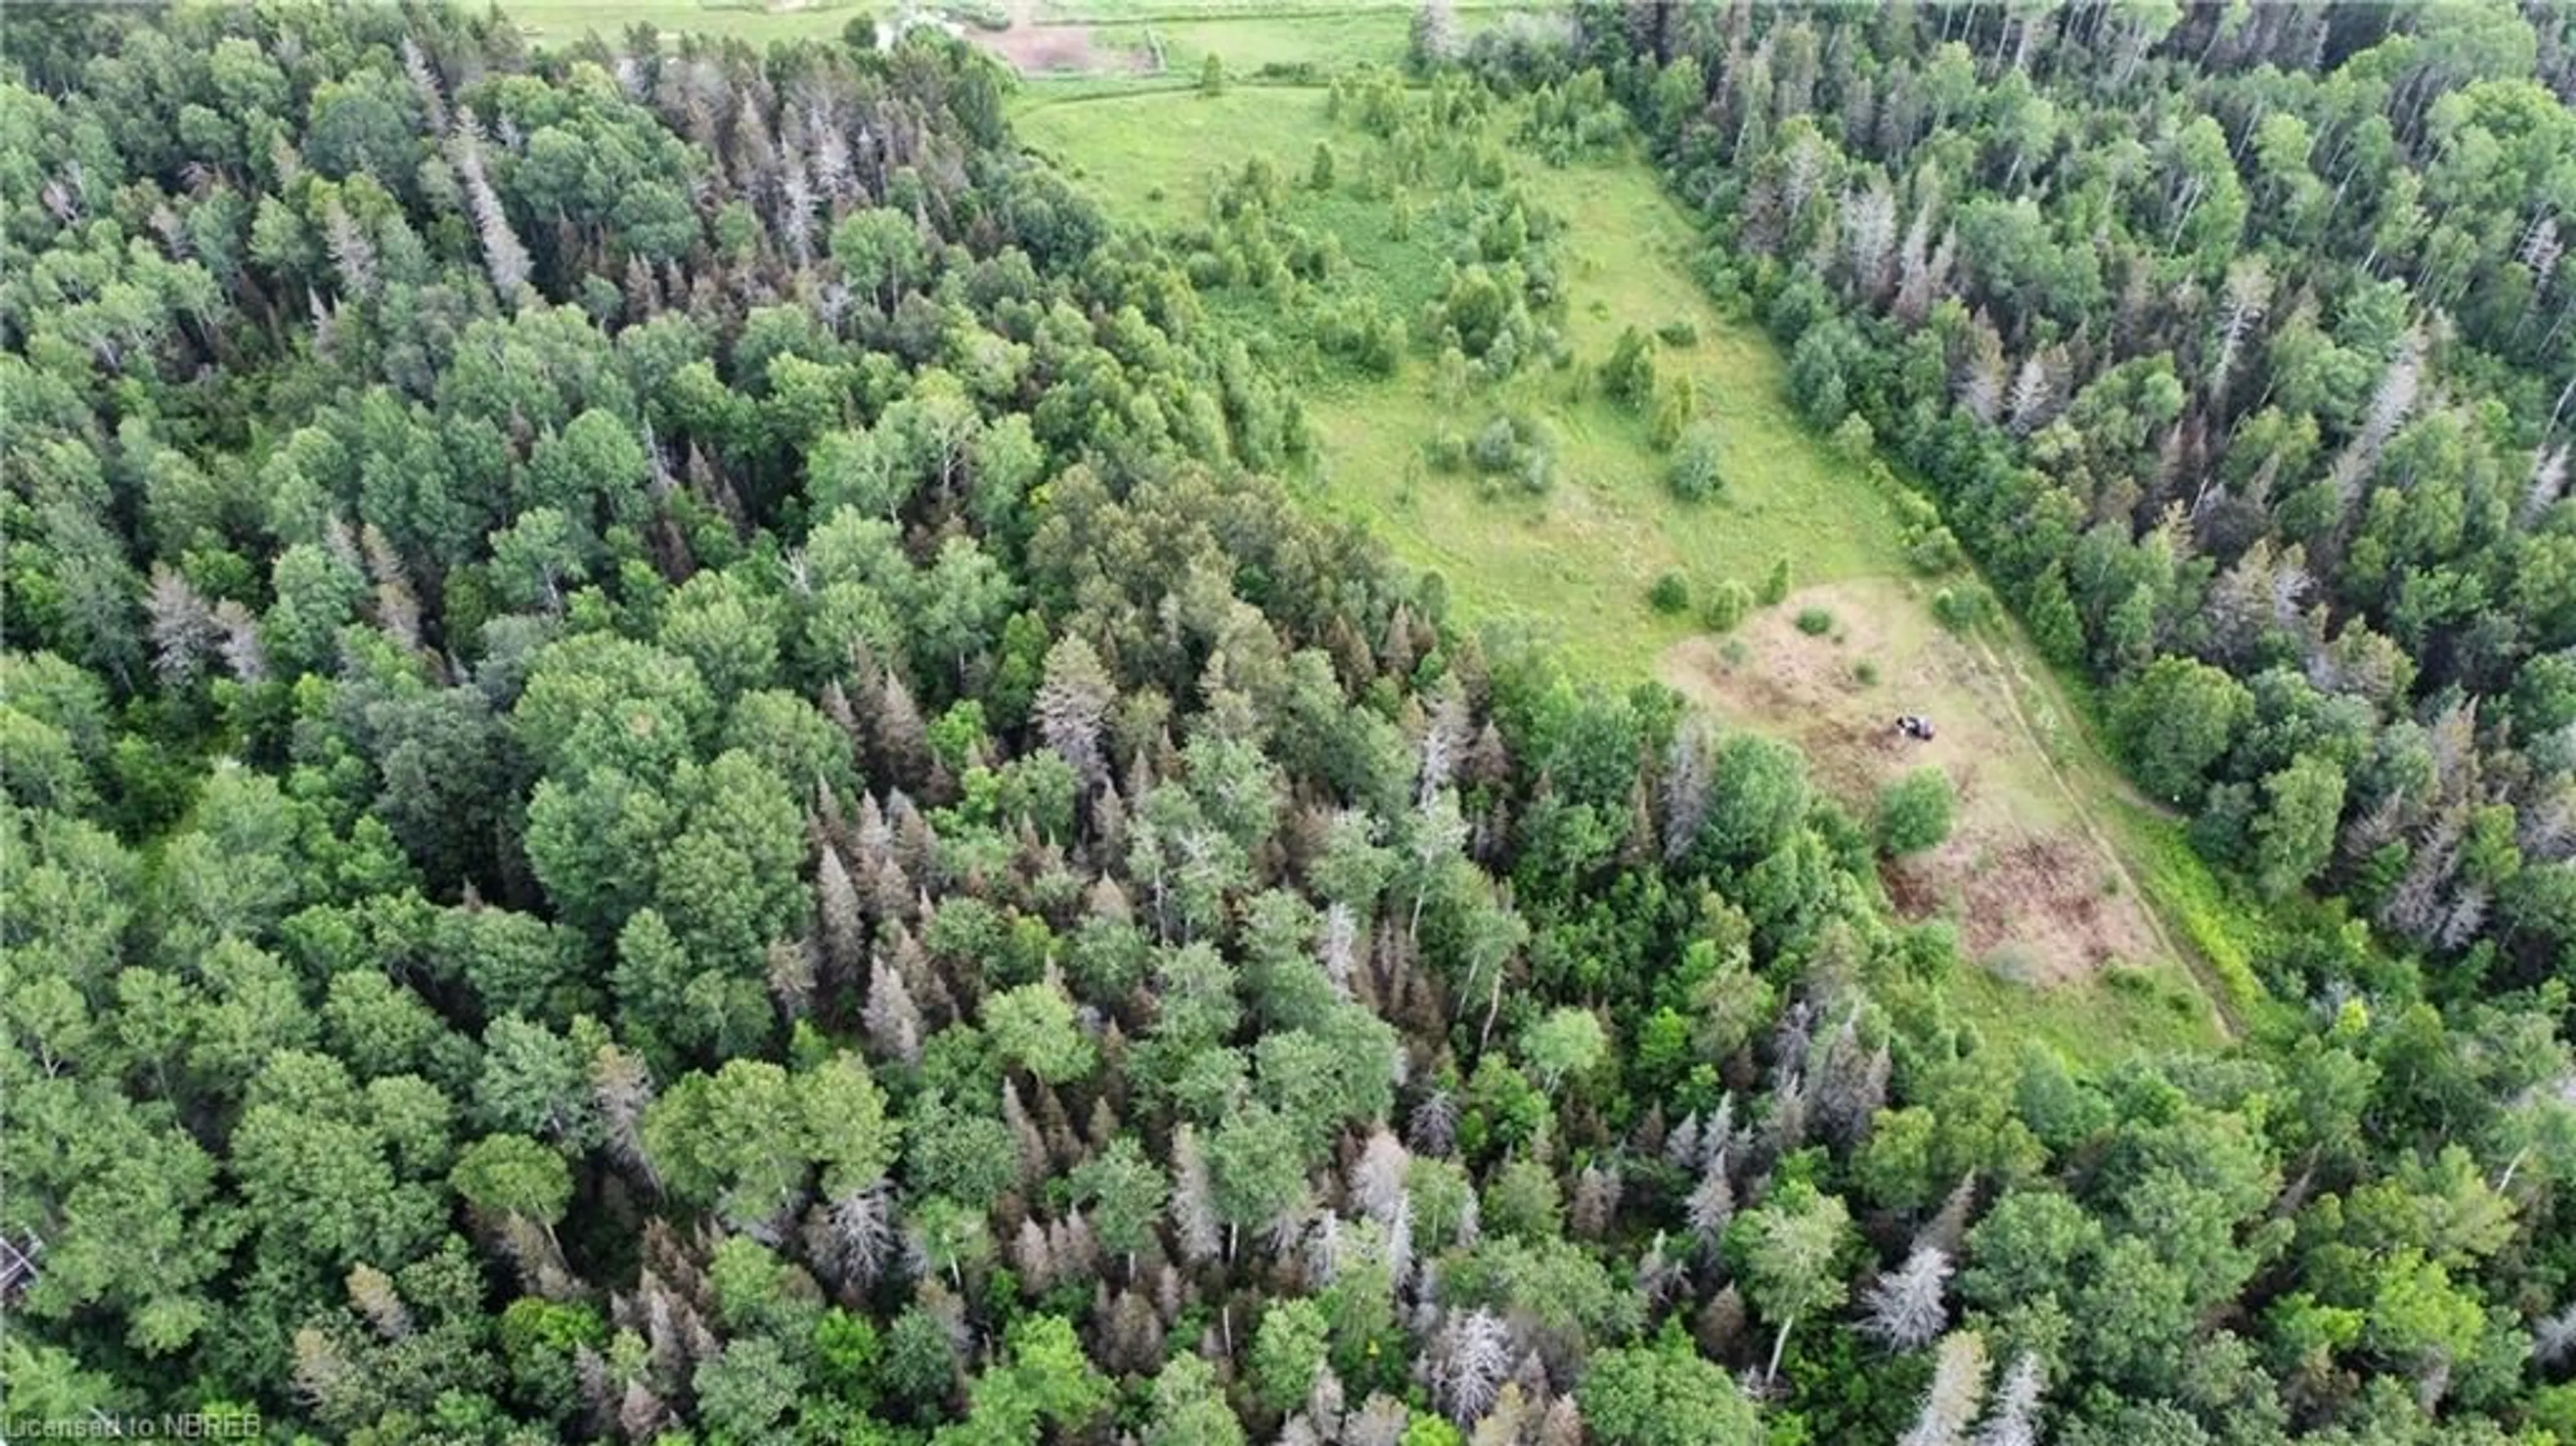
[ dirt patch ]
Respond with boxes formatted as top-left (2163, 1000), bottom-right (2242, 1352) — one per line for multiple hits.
top-left (1662, 579), bottom-right (2168, 987)
top-left (968, 1), bottom-right (1161, 76)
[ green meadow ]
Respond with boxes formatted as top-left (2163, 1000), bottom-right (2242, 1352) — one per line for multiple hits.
top-left (1017, 88), bottom-right (1919, 673)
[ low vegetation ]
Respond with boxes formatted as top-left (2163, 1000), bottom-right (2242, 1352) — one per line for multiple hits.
top-left (1878, 766), bottom-right (1955, 856)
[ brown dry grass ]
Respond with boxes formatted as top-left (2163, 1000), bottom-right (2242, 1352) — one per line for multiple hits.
top-left (1662, 579), bottom-right (2168, 986)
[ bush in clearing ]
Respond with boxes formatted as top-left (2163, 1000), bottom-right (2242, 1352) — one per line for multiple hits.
top-left (1931, 584), bottom-right (1995, 631)
top-left (1702, 579), bottom-right (1755, 632)
top-left (1758, 557), bottom-right (1792, 606)
top-left (1878, 766), bottom-right (1955, 856)
top-left (1667, 421), bottom-right (1723, 502)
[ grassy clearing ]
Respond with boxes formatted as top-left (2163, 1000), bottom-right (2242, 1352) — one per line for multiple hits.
top-left (1018, 89), bottom-right (1340, 224)
top-left (1022, 86), bottom-right (1913, 671)
top-left (1022, 81), bottom-right (2255, 1058)
top-left (1943, 950), bottom-right (2224, 1060)
top-left (1663, 580), bottom-right (2229, 1054)
top-left (515, 0), bottom-right (1478, 85)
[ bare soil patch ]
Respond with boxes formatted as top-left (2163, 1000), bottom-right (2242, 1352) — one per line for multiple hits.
top-left (970, 1), bottom-right (1160, 76)
top-left (1662, 579), bottom-right (2166, 985)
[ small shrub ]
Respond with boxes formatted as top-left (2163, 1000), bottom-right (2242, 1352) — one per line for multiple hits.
top-left (1650, 377), bottom-right (1699, 451)
top-left (1514, 445), bottom-right (1554, 495)
top-left (1794, 607), bottom-right (1835, 636)
top-left (1988, 944), bottom-right (2042, 984)
top-left (1667, 422), bottom-right (1724, 502)
top-left (1701, 579), bottom-right (1755, 632)
top-left (1464, 412), bottom-right (1556, 495)
top-left (1931, 584), bottom-right (1995, 631)
top-left (1853, 659), bottom-right (1880, 686)
top-left (1470, 416), bottom-right (1520, 473)
top-left (1145, 185), bottom-right (1167, 203)
top-left (1830, 412), bottom-right (1876, 462)
top-left (1648, 572), bottom-right (1691, 615)
top-left (1904, 526), bottom-right (1964, 575)
top-left (1719, 638), bottom-right (1750, 667)
top-left (1902, 920), bottom-right (1960, 983)
top-left (1878, 766), bottom-right (1955, 856)
top-left (1599, 325), bottom-right (1656, 410)
top-left (1757, 557), bottom-right (1792, 606)
top-left (1656, 317), bottom-right (1700, 348)
top-left (2103, 962), bottom-right (2158, 997)
top-left (1424, 432), bottom-right (1466, 474)
top-left (1890, 490), bottom-right (1941, 531)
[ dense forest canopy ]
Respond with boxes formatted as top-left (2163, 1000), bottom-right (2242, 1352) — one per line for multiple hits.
top-left (1, 4), bottom-right (2573, 1446)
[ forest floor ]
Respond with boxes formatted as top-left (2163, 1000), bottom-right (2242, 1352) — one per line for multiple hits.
top-left (1020, 81), bottom-right (2243, 1058)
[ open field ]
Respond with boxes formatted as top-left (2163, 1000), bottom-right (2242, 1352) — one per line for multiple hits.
top-left (1019, 82), bottom-right (2245, 1054)
top-left (1016, 90), bottom-right (1917, 668)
